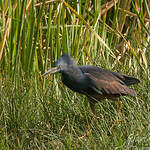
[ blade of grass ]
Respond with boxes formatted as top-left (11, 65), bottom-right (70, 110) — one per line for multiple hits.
top-left (61, 0), bottom-right (110, 51)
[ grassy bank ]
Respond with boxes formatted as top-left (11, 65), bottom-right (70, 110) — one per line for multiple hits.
top-left (0, 73), bottom-right (150, 149)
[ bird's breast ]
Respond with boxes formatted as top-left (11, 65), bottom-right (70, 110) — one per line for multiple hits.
top-left (61, 73), bottom-right (99, 95)
top-left (61, 74), bottom-right (85, 93)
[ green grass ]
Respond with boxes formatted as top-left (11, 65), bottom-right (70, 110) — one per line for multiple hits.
top-left (0, 0), bottom-right (150, 149)
top-left (0, 75), bottom-right (150, 149)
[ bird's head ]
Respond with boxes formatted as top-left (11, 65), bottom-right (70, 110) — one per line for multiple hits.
top-left (42, 54), bottom-right (76, 76)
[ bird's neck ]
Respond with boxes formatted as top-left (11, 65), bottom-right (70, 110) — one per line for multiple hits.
top-left (62, 65), bottom-right (84, 81)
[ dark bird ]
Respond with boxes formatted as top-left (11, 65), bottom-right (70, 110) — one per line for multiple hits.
top-left (42, 54), bottom-right (140, 113)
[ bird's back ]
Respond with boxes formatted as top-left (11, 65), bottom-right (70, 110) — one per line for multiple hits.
top-left (80, 65), bottom-right (140, 85)
top-left (79, 65), bottom-right (140, 97)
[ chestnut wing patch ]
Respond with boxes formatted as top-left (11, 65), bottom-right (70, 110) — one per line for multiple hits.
top-left (84, 72), bottom-right (136, 96)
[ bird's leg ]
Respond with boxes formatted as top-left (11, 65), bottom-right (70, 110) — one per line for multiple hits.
top-left (89, 100), bottom-right (95, 114)
top-left (110, 100), bottom-right (122, 130)
top-left (115, 100), bottom-right (123, 123)
top-left (118, 100), bottom-right (122, 114)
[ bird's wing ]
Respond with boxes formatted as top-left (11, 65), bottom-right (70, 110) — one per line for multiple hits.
top-left (80, 66), bottom-right (136, 96)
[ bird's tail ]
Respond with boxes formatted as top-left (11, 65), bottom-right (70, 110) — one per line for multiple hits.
top-left (127, 88), bottom-right (137, 96)
top-left (122, 75), bottom-right (140, 86)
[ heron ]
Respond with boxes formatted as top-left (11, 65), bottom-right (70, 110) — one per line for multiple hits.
top-left (42, 54), bottom-right (140, 114)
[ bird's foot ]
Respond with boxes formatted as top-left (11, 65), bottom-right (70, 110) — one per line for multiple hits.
top-left (110, 101), bottom-right (123, 130)
top-left (110, 116), bottom-right (122, 130)
top-left (79, 129), bottom-right (92, 139)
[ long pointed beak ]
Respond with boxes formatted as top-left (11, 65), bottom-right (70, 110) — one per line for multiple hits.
top-left (42, 66), bottom-right (61, 76)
